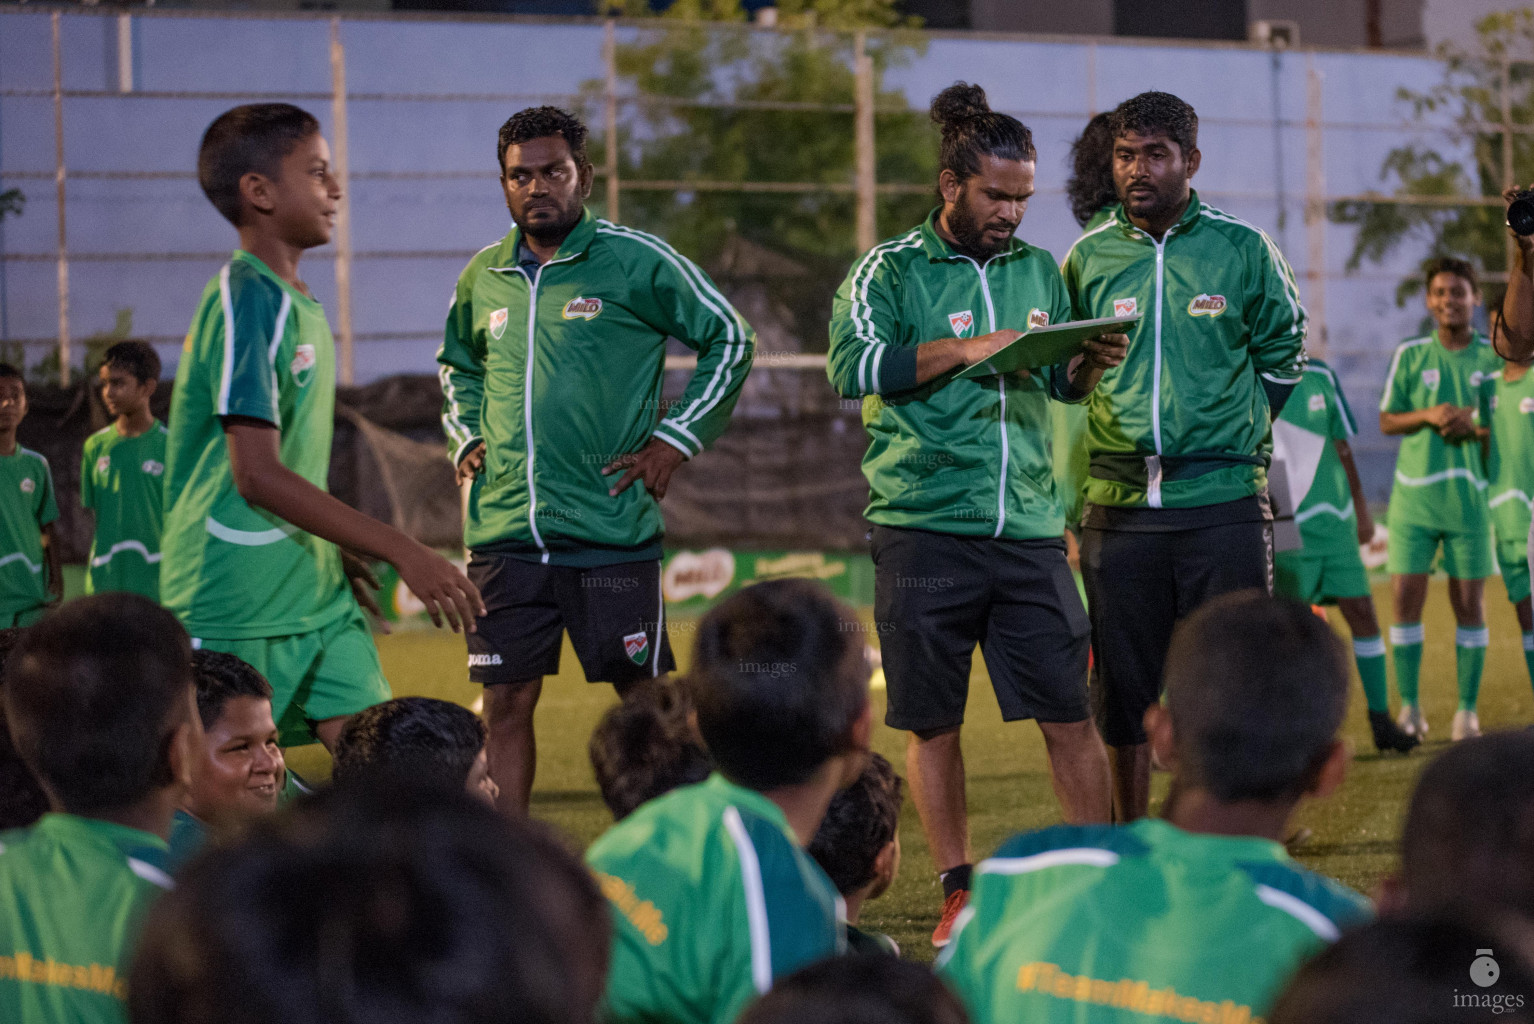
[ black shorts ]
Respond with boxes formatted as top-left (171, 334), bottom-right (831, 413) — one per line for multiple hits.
top-left (1080, 511), bottom-right (1272, 747)
top-left (465, 554), bottom-right (676, 686)
top-left (872, 525), bottom-right (1092, 733)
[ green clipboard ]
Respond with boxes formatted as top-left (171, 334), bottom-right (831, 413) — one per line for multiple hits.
top-left (953, 313), bottom-right (1142, 380)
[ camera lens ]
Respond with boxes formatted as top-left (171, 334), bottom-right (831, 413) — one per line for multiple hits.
top-left (1509, 195), bottom-right (1534, 237)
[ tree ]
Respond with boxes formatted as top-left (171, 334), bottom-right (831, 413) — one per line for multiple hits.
top-left (1332, 10), bottom-right (1534, 305)
top-left (587, 0), bottom-right (935, 350)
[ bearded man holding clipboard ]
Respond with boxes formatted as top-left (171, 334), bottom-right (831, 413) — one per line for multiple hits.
top-left (827, 82), bottom-right (1128, 949)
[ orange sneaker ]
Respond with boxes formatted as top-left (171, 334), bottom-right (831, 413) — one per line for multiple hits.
top-left (931, 889), bottom-right (970, 948)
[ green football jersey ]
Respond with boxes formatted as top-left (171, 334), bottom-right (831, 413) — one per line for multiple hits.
top-left (1275, 359), bottom-right (1360, 555)
top-left (1381, 331), bottom-right (1500, 533)
top-left (939, 819), bottom-right (1370, 1024)
top-left (82, 422), bottom-right (166, 601)
top-left (1482, 365), bottom-right (1534, 548)
top-left (162, 250), bottom-right (350, 640)
top-left (0, 446), bottom-right (58, 622)
top-left (0, 813), bottom-right (173, 1024)
top-left (586, 774), bottom-right (843, 1024)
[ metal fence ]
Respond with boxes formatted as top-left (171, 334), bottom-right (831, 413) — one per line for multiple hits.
top-left (0, 7), bottom-right (1519, 498)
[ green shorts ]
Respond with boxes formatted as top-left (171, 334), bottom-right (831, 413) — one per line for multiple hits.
top-left (1386, 521), bottom-right (1493, 580)
top-left (1498, 538), bottom-right (1532, 604)
top-left (1274, 547), bottom-right (1371, 605)
top-left (193, 604), bottom-right (390, 746)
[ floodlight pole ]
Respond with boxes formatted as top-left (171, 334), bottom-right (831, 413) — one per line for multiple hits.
top-left (1304, 56), bottom-right (1328, 356)
top-left (854, 31), bottom-right (876, 254)
top-left (330, 18), bottom-right (355, 387)
top-left (604, 19), bottom-right (620, 223)
top-left (52, 12), bottom-right (70, 387)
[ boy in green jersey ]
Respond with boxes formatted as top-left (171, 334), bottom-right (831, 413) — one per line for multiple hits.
top-left (588, 580), bottom-right (871, 1024)
top-left (939, 592), bottom-right (1370, 1024)
top-left (132, 781), bottom-right (612, 1024)
top-left (332, 696), bottom-right (501, 808)
top-left (82, 341), bottom-right (166, 601)
top-left (1380, 257), bottom-right (1501, 742)
top-left (166, 104), bottom-right (482, 751)
top-left (806, 752), bottom-right (903, 957)
top-left (1273, 359), bottom-right (1417, 753)
top-left (0, 364), bottom-right (60, 627)
top-left (0, 594), bottom-right (201, 1024)
top-left (169, 650), bottom-right (285, 872)
top-left (1480, 314), bottom-right (1534, 691)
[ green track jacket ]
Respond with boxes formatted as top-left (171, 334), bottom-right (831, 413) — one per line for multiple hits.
top-left (827, 211), bottom-right (1082, 540)
top-left (438, 211), bottom-right (755, 563)
top-left (1062, 192), bottom-right (1308, 509)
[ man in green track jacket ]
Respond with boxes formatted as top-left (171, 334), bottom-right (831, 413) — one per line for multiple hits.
top-left (828, 83), bottom-right (1126, 948)
top-left (438, 106), bottom-right (755, 815)
top-left (1062, 92), bottom-right (1308, 821)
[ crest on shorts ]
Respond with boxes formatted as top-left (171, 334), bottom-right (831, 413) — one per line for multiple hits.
top-left (562, 297), bottom-right (603, 321)
top-left (1113, 298), bottom-right (1138, 318)
top-left (19, 479), bottom-right (34, 495)
top-left (290, 344), bottom-right (316, 388)
top-left (96, 456), bottom-right (111, 476)
top-left (948, 310), bottom-right (974, 338)
top-left (623, 630), bottom-right (650, 666)
top-left (489, 307), bottom-right (509, 340)
top-left (1028, 308), bottom-right (1050, 330)
top-left (1422, 368), bottom-right (1441, 390)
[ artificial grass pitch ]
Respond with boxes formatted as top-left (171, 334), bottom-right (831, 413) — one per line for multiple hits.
top-left (285, 577), bottom-right (1534, 963)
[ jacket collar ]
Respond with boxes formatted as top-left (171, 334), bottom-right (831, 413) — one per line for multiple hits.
top-left (496, 207), bottom-right (599, 269)
top-left (919, 207), bottom-right (1027, 263)
top-left (1112, 188), bottom-right (1203, 239)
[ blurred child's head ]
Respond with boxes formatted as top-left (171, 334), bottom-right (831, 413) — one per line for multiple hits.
top-left (187, 650), bottom-right (283, 825)
top-left (688, 580), bottom-right (871, 794)
top-left (5, 594), bottom-right (198, 820)
top-left (0, 627), bottom-right (49, 830)
top-left (333, 697), bottom-right (498, 807)
top-left (198, 103), bottom-right (338, 245)
top-left (807, 752), bottom-right (902, 918)
top-left (99, 341), bottom-right (161, 419)
top-left (589, 678), bottom-right (711, 820)
top-left (737, 955), bottom-right (970, 1024)
top-left (0, 364), bottom-right (26, 434)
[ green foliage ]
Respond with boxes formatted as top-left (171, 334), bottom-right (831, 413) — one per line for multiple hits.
top-left (585, 0), bottom-right (935, 349)
top-left (0, 189), bottom-right (22, 221)
top-left (1332, 9), bottom-right (1534, 305)
top-left (28, 308), bottom-right (133, 386)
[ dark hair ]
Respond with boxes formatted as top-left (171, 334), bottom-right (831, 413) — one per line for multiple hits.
top-left (4, 594), bottom-right (192, 815)
top-left (1270, 917), bottom-right (1534, 1024)
top-left (930, 82), bottom-right (1035, 184)
top-left (198, 103), bottom-right (322, 227)
top-left (0, 363), bottom-right (24, 384)
top-left (1163, 591), bottom-right (1347, 804)
top-left (687, 579), bottom-right (867, 792)
top-left (102, 340), bottom-right (162, 385)
top-left (1401, 731), bottom-right (1534, 921)
top-left (497, 106), bottom-right (589, 172)
top-left (332, 697), bottom-right (487, 792)
top-left (1067, 111), bottom-right (1118, 227)
top-left (737, 956), bottom-right (970, 1024)
top-left (0, 627), bottom-right (49, 830)
top-left (589, 679), bottom-right (711, 820)
top-left (1424, 255), bottom-right (1479, 294)
top-left (191, 650), bottom-right (273, 732)
top-left (807, 752), bottom-right (901, 897)
top-left (128, 779), bottom-right (611, 1024)
top-left (1109, 91), bottom-right (1199, 160)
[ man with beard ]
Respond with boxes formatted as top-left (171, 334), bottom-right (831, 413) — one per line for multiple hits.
top-left (828, 82), bottom-right (1126, 948)
top-left (438, 106), bottom-right (755, 816)
top-left (1062, 91), bottom-right (1308, 821)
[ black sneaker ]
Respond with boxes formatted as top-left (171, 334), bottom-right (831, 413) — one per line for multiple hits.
top-left (1369, 710), bottom-right (1420, 753)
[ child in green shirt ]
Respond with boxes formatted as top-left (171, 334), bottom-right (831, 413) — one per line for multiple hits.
top-left (0, 364), bottom-right (59, 628)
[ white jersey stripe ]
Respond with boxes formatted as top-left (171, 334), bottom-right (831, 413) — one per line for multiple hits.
top-left (722, 806), bottom-right (773, 995)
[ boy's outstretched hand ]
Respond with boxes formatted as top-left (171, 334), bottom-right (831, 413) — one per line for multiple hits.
top-left (391, 541), bottom-right (484, 634)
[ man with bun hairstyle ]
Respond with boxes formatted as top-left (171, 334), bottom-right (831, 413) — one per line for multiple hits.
top-left (828, 82), bottom-right (1126, 948)
top-left (1062, 91), bottom-right (1308, 820)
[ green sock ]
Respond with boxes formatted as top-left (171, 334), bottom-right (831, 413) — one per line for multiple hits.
top-left (1390, 623), bottom-right (1424, 706)
top-left (1352, 635), bottom-right (1389, 714)
top-left (1524, 632), bottom-right (1534, 691)
top-left (1456, 626), bottom-right (1489, 712)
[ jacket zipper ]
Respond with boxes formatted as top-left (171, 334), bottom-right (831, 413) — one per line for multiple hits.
top-left (958, 253), bottom-right (1007, 538)
top-left (1147, 223), bottom-right (1180, 509)
top-left (512, 252), bottom-right (580, 563)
